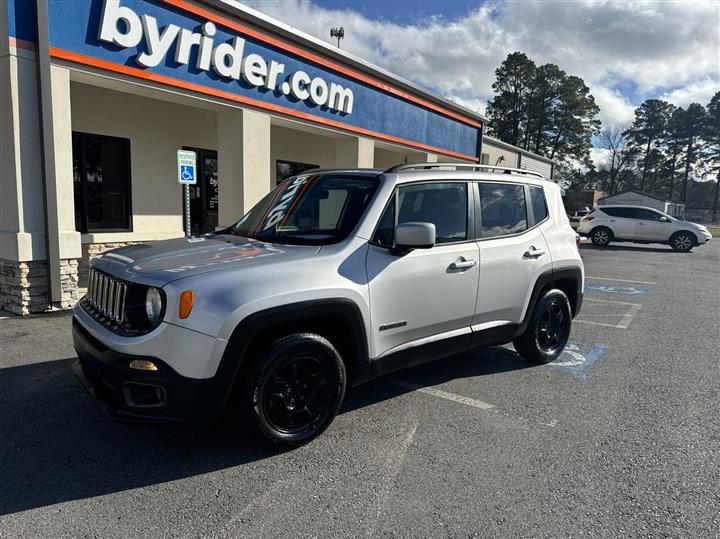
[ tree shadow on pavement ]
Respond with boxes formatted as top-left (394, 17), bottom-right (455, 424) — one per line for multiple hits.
top-left (0, 345), bottom-right (531, 515)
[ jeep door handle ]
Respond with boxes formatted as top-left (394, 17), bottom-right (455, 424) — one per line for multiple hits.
top-left (449, 259), bottom-right (477, 270)
top-left (524, 246), bottom-right (546, 258)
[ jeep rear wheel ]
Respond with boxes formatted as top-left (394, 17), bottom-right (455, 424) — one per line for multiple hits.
top-left (590, 226), bottom-right (612, 246)
top-left (242, 333), bottom-right (346, 445)
top-left (513, 289), bottom-right (572, 364)
top-left (669, 231), bottom-right (695, 252)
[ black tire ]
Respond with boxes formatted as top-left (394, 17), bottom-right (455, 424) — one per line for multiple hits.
top-left (240, 333), bottom-right (346, 446)
top-left (513, 289), bottom-right (572, 364)
top-left (589, 226), bottom-right (612, 247)
top-left (669, 231), bottom-right (695, 252)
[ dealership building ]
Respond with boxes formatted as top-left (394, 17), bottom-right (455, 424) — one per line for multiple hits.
top-left (1, 0), bottom-right (555, 315)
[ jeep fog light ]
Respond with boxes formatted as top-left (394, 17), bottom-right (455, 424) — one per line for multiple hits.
top-left (129, 359), bottom-right (158, 371)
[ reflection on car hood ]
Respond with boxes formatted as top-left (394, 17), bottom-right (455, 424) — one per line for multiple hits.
top-left (90, 235), bottom-right (320, 287)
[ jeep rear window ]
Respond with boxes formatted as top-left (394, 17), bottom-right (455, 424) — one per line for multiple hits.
top-left (232, 174), bottom-right (379, 245)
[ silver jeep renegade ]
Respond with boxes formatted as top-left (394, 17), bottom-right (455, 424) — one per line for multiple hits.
top-left (72, 163), bottom-right (584, 445)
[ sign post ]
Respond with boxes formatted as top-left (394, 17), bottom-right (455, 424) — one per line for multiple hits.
top-left (177, 149), bottom-right (197, 238)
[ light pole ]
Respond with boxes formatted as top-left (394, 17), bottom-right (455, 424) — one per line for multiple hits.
top-left (330, 27), bottom-right (344, 48)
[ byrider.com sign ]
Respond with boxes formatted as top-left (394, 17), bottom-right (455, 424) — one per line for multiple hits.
top-left (43, 0), bottom-right (480, 159)
top-left (98, 0), bottom-right (353, 114)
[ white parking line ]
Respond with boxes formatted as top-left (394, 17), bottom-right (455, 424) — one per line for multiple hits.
top-left (383, 378), bottom-right (557, 427)
top-left (385, 377), bottom-right (496, 410)
top-left (586, 276), bottom-right (657, 285)
top-left (575, 297), bottom-right (642, 329)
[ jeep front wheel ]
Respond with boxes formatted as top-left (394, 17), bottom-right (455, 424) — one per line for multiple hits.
top-left (513, 289), bottom-right (572, 364)
top-left (243, 333), bottom-right (346, 445)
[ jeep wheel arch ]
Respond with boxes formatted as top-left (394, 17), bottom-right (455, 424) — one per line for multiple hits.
top-left (216, 299), bottom-right (371, 408)
top-left (515, 268), bottom-right (583, 338)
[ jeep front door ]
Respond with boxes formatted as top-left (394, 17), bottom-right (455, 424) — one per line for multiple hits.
top-left (366, 181), bottom-right (479, 359)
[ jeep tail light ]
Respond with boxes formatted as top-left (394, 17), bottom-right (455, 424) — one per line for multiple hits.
top-left (575, 234), bottom-right (581, 249)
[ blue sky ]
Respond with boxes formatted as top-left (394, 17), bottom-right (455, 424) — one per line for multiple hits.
top-left (312, 0), bottom-right (480, 24)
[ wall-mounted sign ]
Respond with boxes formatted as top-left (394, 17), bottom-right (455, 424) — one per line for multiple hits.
top-left (10, 0), bottom-right (483, 160)
top-left (98, 0), bottom-right (354, 114)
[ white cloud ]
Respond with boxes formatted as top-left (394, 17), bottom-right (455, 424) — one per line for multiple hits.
top-left (242, 0), bottom-right (720, 132)
top-left (660, 78), bottom-right (720, 108)
top-left (590, 147), bottom-right (612, 169)
top-left (590, 85), bottom-right (636, 127)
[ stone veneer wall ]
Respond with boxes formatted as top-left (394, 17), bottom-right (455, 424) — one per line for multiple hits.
top-left (0, 258), bottom-right (79, 315)
top-left (79, 242), bottom-right (136, 287)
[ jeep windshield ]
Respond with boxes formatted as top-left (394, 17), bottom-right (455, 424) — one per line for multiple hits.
top-left (231, 173), bottom-right (379, 245)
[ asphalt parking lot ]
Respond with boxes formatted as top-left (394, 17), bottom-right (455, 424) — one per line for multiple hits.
top-left (1, 241), bottom-right (718, 538)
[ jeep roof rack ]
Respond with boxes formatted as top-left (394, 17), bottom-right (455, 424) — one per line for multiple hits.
top-left (384, 162), bottom-right (545, 180)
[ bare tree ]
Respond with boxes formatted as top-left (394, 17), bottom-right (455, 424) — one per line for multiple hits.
top-left (597, 125), bottom-right (637, 194)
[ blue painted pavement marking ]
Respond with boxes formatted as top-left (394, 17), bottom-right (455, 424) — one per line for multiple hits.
top-left (585, 283), bottom-right (649, 296)
top-left (549, 341), bottom-right (610, 380)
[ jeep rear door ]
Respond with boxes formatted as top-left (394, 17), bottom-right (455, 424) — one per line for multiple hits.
top-left (366, 181), bottom-right (479, 359)
top-left (472, 182), bottom-right (553, 328)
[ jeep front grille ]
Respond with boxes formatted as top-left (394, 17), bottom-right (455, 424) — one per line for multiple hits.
top-left (87, 269), bottom-right (127, 324)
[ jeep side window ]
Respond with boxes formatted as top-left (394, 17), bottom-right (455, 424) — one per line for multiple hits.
top-left (373, 198), bottom-right (395, 247)
top-left (528, 185), bottom-right (548, 224)
top-left (479, 182), bottom-right (528, 238)
top-left (397, 183), bottom-right (468, 244)
top-left (373, 182), bottom-right (468, 245)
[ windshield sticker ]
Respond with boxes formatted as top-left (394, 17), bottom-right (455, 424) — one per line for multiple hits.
top-left (261, 175), bottom-right (315, 231)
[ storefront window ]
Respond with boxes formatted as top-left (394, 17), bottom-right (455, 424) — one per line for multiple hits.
top-left (276, 159), bottom-right (318, 185)
top-left (73, 132), bottom-right (132, 233)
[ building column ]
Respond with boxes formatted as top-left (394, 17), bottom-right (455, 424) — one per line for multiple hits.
top-left (0, 33), bottom-right (80, 314)
top-left (335, 136), bottom-right (375, 168)
top-left (217, 108), bottom-right (272, 227)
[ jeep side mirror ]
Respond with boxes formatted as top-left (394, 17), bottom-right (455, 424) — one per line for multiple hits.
top-left (393, 222), bottom-right (436, 252)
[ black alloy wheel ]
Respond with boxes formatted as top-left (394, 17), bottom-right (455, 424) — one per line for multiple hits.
top-left (262, 354), bottom-right (337, 435)
top-left (535, 298), bottom-right (571, 356)
top-left (513, 288), bottom-right (572, 364)
top-left (242, 333), bottom-right (346, 445)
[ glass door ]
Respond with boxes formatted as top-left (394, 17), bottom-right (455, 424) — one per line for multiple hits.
top-left (182, 147), bottom-right (218, 235)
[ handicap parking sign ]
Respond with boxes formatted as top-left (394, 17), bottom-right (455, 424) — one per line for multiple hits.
top-left (177, 150), bottom-right (197, 185)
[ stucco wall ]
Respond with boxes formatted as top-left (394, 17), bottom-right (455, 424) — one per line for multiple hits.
top-left (70, 82), bottom-right (217, 243)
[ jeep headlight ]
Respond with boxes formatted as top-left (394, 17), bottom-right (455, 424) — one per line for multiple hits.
top-left (145, 287), bottom-right (163, 323)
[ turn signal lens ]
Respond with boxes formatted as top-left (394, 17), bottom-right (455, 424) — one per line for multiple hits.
top-left (179, 290), bottom-right (195, 319)
top-left (129, 359), bottom-right (158, 371)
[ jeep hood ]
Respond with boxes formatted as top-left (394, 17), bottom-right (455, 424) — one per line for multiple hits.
top-left (90, 235), bottom-right (320, 287)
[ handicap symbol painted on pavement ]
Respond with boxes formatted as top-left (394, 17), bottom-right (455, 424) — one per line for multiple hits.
top-left (585, 283), bottom-right (649, 296)
top-left (181, 165), bottom-right (194, 181)
top-left (549, 341), bottom-right (609, 380)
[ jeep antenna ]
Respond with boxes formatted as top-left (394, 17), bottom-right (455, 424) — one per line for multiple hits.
top-left (330, 27), bottom-right (345, 48)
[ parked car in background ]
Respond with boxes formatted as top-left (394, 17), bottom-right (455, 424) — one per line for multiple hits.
top-left (577, 205), bottom-right (712, 251)
top-left (567, 207), bottom-right (591, 230)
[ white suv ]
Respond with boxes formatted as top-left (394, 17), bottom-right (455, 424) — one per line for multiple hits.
top-left (72, 164), bottom-right (584, 445)
top-left (578, 205), bottom-right (712, 252)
